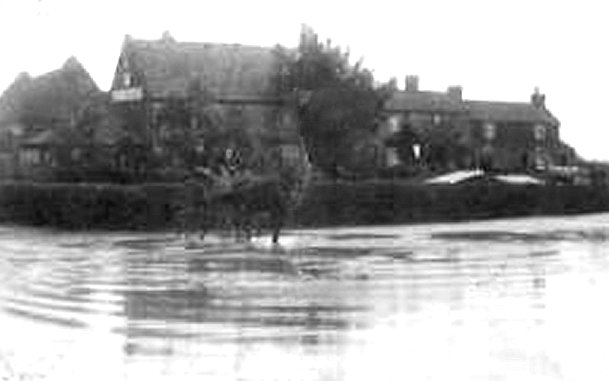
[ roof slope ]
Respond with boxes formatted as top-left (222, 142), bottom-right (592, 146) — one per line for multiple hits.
top-left (0, 72), bottom-right (32, 124)
top-left (464, 100), bottom-right (558, 125)
top-left (384, 91), bottom-right (465, 113)
top-left (0, 57), bottom-right (99, 127)
top-left (122, 35), bottom-right (281, 99)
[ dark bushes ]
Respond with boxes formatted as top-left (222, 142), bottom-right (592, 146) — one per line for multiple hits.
top-left (0, 182), bottom-right (191, 230)
top-left (0, 181), bottom-right (607, 230)
top-left (294, 180), bottom-right (609, 227)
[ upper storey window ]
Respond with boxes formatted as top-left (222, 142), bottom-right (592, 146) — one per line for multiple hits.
top-left (118, 55), bottom-right (134, 88)
top-left (432, 114), bottom-right (442, 126)
top-left (534, 124), bottom-right (546, 141)
top-left (388, 115), bottom-right (402, 134)
top-left (122, 72), bottom-right (132, 87)
top-left (483, 122), bottom-right (496, 141)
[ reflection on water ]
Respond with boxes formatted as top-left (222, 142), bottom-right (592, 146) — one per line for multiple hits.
top-left (2, 214), bottom-right (609, 379)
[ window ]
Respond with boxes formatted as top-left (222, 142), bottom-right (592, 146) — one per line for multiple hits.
top-left (388, 115), bottom-right (402, 134)
top-left (535, 147), bottom-right (548, 170)
top-left (433, 114), bottom-right (442, 126)
top-left (122, 72), bottom-right (132, 87)
top-left (412, 144), bottom-right (421, 160)
top-left (386, 147), bottom-right (401, 167)
top-left (483, 122), bottom-right (496, 141)
top-left (534, 124), bottom-right (546, 141)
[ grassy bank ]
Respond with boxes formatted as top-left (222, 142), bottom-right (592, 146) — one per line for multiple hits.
top-left (0, 181), bottom-right (607, 230)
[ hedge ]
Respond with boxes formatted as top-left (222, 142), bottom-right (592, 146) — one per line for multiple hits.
top-left (293, 180), bottom-right (609, 227)
top-left (0, 181), bottom-right (607, 230)
top-left (0, 182), bottom-right (187, 230)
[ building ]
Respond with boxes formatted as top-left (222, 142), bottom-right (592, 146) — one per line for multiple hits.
top-left (464, 89), bottom-right (563, 171)
top-left (382, 76), bottom-right (469, 169)
top-left (0, 57), bottom-right (100, 179)
top-left (109, 32), bottom-right (305, 174)
top-left (382, 76), bottom-right (576, 173)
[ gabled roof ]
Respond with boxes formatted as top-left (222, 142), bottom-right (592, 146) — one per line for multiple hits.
top-left (0, 57), bottom-right (99, 127)
top-left (464, 100), bottom-right (559, 125)
top-left (119, 34), bottom-right (282, 99)
top-left (384, 91), bottom-right (465, 113)
top-left (0, 72), bottom-right (32, 124)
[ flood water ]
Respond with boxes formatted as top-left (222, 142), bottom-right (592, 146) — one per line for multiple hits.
top-left (2, 214), bottom-right (609, 380)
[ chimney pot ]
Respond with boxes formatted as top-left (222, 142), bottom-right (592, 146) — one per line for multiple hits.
top-left (531, 87), bottom-right (546, 109)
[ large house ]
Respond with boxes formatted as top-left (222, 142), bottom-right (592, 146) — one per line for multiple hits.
top-left (109, 31), bottom-right (305, 174)
top-left (382, 76), bottom-right (576, 173)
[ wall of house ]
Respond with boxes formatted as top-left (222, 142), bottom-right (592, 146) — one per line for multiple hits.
top-left (466, 120), bottom-right (562, 171)
top-left (143, 97), bottom-right (306, 175)
top-left (380, 110), bottom-right (473, 170)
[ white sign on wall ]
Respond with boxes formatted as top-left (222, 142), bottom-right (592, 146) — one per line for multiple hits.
top-left (111, 87), bottom-right (143, 102)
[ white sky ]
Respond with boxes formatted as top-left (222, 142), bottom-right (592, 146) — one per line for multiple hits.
top-left (1, 0), bottom-right (608, 160)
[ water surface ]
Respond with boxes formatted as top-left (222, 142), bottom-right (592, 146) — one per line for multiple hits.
top-left (2, 214), bottom-right (609, 380)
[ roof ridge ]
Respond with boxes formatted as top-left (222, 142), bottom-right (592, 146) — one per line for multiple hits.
top-left (464, 99), bottom-right (533, 106)
top-left (127, 37), bottom-right (274, 51)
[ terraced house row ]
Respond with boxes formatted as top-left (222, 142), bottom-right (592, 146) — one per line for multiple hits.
top-left (380, 75), bottom-right (577, 173)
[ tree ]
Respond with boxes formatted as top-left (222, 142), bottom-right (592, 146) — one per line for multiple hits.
top-left (275, 25), bottom-right (394, 178)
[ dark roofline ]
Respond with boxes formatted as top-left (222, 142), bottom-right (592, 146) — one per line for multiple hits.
top-left (463, 99), bottom-right (559, 125)
top-left (383, 90), bottom-right (466, 113)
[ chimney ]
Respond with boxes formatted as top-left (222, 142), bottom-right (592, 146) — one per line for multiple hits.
top-left (531, 87), bottom-right (546, 109)
top-left (447, 86), bottom-right (462, 101)
top-left (299, 24), bottom-right (318, 51)
top-left (405, 75), bottom-right (419, 92)
top-left (161, 30), bottom-right (175, 43)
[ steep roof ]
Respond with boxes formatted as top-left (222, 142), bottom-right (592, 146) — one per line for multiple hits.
top-left (384, 91), bottom-right (465, 113)
top-left (464, 100), bottom-right (559, 125)
top-left (0, 72), bottom-right (32, 124)
top-left (0, 57), bottom-right (99, 127)
top-left (120, 34), bottom-right (282, 99)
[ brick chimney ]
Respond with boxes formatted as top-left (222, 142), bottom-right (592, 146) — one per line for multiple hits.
top-left (531, 87), bottom-right (546, 109)
top-left (447, 86), bottom-right (462, 101)
top-left (405, 75), bottom-right (419, 92)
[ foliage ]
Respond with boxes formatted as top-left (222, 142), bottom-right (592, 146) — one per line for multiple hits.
top-left (0, 180), bottom-right (606, 230)
top-left (275, 26), bottom-right (395, 178)
top-left (295, 180), bottom-right (609, 227)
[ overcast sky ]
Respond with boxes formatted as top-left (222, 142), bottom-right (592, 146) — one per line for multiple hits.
top-left (1, 0), bottom-right (607, 160)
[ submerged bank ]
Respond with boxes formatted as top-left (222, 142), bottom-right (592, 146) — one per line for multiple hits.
top-left (0, 180), bottom-right (607, 230)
